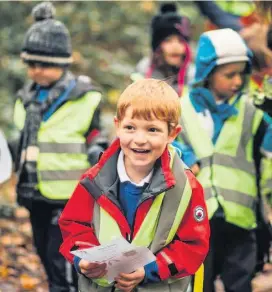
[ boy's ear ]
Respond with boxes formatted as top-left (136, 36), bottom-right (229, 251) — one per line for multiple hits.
top-left (168, 125), bottom-right (182, 143)
top-left (114, 116), bottom-right (118, 126)
top-left (114, 116), bottom-right (120, 135)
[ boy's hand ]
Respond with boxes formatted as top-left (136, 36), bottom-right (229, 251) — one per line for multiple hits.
top-left (191, 163), bottom-right (200, 175)
top-left (79, 259), bottom-right (107, 279)
top-left (74, 241), bottom-right (107, 278)
top-left (115, 267), bottom-right (145, 292)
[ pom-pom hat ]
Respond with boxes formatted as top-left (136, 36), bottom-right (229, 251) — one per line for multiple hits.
top-left (151, 2), bottom-right (190, 51)
top-left (21, 2), bottom-right (73, 66)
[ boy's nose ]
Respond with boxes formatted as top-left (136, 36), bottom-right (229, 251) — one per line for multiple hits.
top-left (234, 75), bottom-right (243, 87)
top-left (134, 132), bottom-right (147, 144)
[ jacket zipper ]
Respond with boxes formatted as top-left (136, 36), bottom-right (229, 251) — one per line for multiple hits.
top-left (128, 185), bottom-right (174, 242)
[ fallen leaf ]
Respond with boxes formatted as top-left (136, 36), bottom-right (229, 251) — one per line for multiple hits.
top-left (0, 234), bottom-right (24, 247)
top-left (20, 274), bottom-right (40, 290)
top-left (15, 207), bottom-right (29, 219)
top-left (0, 265), bottom-right (9, 278)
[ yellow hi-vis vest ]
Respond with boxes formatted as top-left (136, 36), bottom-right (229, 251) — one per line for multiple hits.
top-left (215, 0), bottom-right (255, 17)
top-left (180, 95), bottom-right (263, 230)
top-left (78, 145), bottom-right (204, 292)
top-left (13, 91), bottom-right (101, 200)
top-left (249, 77), bottom-right (272, 199)
top-left (261, 159), bottom-right (272, 198)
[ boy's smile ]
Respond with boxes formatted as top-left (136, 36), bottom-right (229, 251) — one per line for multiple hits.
top-left (115, 106), bottom-right (180, 183)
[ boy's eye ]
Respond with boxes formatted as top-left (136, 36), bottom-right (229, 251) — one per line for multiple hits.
top-left (124, 125), bottom-right (134, 130)
top-left (225, 73), bottom-right (235, 79)
top-left (149, 127), bottom-right (159, 132)
top-left (225, 72), bottom-right (244, 79)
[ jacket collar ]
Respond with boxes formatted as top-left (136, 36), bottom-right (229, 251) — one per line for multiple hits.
top-left (17, 71), bottom-right (98, 107)
top-left (83, 139), bottom-right (176, 200)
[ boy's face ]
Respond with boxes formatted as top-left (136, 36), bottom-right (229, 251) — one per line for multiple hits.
top-left (27, 64), bottom-right (64, 86)
top-left (208, 62), bottom-right (246, 101)
top-left (161, 35), bottom-right (186, 67)
top-left (115, 107), bottom-right (181, 175)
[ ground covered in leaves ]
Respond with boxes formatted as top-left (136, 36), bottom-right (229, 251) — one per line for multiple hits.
top-left (0, 177), bottom-right (48, 292)
top-left (0, 206), bottom-right (48, 292)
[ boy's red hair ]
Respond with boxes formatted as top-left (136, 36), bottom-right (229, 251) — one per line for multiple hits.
top-left (117, 79), bottom-right (181, 130)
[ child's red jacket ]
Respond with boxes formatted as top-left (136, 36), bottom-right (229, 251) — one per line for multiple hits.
top-left (59, 139), bottom-right (210, 280)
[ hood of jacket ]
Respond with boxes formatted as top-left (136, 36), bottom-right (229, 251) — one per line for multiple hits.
top-left (192, 28), bottom-right (252, 87)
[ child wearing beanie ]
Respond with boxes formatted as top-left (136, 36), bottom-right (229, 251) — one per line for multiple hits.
top-left (13, 2), bottom-right (106, 291)
top-left (131, 2), bottom-right (192, 97)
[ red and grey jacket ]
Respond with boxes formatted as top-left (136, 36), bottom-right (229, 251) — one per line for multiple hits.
top-left (59, 139), bottom-right (210, 280)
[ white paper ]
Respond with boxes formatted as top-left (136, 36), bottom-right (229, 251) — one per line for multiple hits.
top-left (0, 131), bottom-right (12, 184)
top-left (71, 237), bottom-right (156, 282)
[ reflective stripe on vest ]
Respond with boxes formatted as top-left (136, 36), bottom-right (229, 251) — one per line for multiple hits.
top-left (91, 145), bottom-right (194, 287)
top-left (215, 0), bottom-right (255, 17)
top-left (261, 158), bottom-right (272, 196)
top-left (14, 99), bottom-right (26, 131)
top-left (39, 142), bottom-right (87, 154)
top-left (181, 95), bottom-right (263, 229)
top-left (14, 91), bottom-right (101, 200)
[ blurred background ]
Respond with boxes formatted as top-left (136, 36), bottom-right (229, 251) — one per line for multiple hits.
top-left (0, 1), bottom-right (203, 137)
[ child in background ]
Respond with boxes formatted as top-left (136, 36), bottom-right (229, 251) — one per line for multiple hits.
top-left (131, 3), bottom-right (192, 97)
top-left (179, 28), bottom-right (272, 292)
top-left (132, 2), bottom-right (194, 159)
top-left (14, 2), bottom-right (106, 291)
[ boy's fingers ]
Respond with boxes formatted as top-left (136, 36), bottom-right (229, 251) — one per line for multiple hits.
top-left (80, 260), bottom-right (106, 270)
top-left (118, 272), bottom-right (137, 281)
top-left (115, 278), bottom-right (134, 287)
top-left (191, 164), bottom-right (200, 175)
top-left (79, 261), bottom-right (99, 269)
top-left (97, 269), bottom-right (108, 278)
top-left (84, 267), bottom-right (107, 278)
top-left (115, 281), bottom-right (134, 291)
top-left (119, 269), bottom-right (143, 281)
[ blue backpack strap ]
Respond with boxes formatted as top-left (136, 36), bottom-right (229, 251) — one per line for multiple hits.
top-left (43, 79), bottom-right (77, 121)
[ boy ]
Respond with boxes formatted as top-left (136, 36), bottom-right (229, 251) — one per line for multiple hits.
top-left (131, 3), bottom-right (192, 97)
top-left (179, 28), bottom-right (272, 291)
top-left (13, 2), bottom-right (106, 291)
top-left (59, 79), bottom-right (210, 292)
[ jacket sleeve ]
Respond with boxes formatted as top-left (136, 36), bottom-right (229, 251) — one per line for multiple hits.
top-left (177, 134), bottom-right (199, 167)
top-left (85, 101), bottom-right (102, 145)
top-left (85, 100), bottom-right (109, 165)
top-left (260, 116), bottom-right (272, 158)
top-left (194, 0), bottom-right (242, 31)
top-left (153, 170), bottom-right (210, 280)
top-left (58, 182), bottom-right (99, 263)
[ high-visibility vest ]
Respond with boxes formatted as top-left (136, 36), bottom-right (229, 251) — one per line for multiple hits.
top-left (181, 95), bottom-right (263, 229)
top-left (13, 91), bottom-right (101, 200)
top-left (248, 79), bottom-right (272, 200)
top-left (215, 0), bottom-right (255, 17)
top-left (78, 145), bottom-right (203, 291)
top-left (261, 158), bottom-right (272, 197)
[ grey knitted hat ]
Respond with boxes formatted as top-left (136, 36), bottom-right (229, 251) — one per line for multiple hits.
top-left (21, 2), bottom-right (73, 66)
